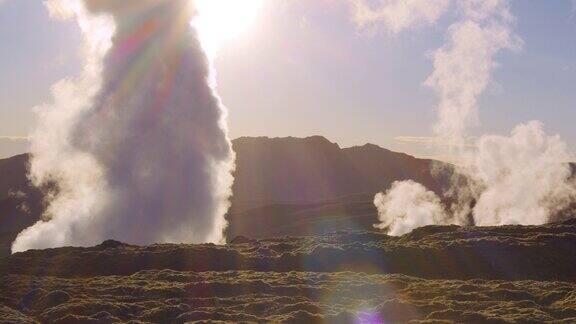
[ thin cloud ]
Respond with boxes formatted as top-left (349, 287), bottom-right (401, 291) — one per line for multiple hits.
top-left (350, 0), bottom-right (450, 34)
top-left (0, 136), bottom-right (30, 141)
top-left (394, 136), bottom-right (444, 144)
top-left (394, 136), bottom-right (476, 147)
top-left (44, 0), bottom-right (76, 20)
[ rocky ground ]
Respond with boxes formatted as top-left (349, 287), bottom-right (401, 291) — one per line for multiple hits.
top-left (2, 219), bottom-right (576, 323)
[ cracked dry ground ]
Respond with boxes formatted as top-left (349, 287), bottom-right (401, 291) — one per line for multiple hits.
top-left (2, 219), bottom-right (576, 323)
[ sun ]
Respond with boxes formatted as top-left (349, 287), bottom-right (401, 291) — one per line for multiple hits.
top-left (193, 0), bottom-right (264, 57)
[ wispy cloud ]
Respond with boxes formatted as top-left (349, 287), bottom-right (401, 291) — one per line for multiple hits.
top-left (394, 135), bottom-right (476, 147)
top-left (394, 136), bottom-right (444, 144)
top-left (44, 0), bottom-right (76, 20)
top-left (350, 0), bottom-right (450, 34)
top-left (0, 136), bottom-right (30, 141)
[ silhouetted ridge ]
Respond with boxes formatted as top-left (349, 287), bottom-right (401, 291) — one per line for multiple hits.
top-left (231, 135), bottom-right (448, 207)
top-left (98, 240), bottom-right (128, 249)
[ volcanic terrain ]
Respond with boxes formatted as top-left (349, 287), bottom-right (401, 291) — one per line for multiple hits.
top-left (2, 219), bottom-right (576, 323)
top-left (1, 137), bottom-right (576, 323)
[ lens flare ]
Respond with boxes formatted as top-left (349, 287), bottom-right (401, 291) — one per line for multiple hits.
top-left (193, 0), bottom-right (264, 56)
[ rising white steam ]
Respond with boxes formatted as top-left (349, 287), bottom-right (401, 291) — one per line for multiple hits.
top-left (426, 0), bottom-right (523, 146)
top-left (12, 0), bottom-right (234, 253)
top-left (470, 121), bottom-right (575, 226)
top-left (368, 0), bottom-right (575, 235)
top-left (373, 180), bottom-right (453, 236)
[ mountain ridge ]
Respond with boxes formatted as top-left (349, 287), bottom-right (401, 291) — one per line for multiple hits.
top-left (230, 135), bottom-right (449, 210)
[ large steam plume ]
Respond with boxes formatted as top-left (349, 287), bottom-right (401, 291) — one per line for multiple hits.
top-left (12, 0), bottom-right (234, 253)
top-left (374, 180), bottom-right (453, 236)
top-left (468, 121), bottom-right (575, 226)
top-left (364, 0), bottom-right (575, 234)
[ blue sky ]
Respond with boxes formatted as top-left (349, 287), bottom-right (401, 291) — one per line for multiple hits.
top-left (0, 0), bottom-right (575, 159)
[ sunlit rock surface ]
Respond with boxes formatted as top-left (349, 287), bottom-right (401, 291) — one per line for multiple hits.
top-left (2, 219), bottom-right (576, 323)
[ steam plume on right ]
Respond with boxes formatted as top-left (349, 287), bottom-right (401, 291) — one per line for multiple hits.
top-left (354, 0), bottom-right (576, 234)
top-left (469, 121), bottom-right (574, 226)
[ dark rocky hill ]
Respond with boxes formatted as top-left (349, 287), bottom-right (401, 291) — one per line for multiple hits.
top-left (0, 154), bottom-right (44, 257)
top-left (230, 136), bottom-right (446, 211)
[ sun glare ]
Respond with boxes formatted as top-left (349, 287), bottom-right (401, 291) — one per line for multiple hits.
top-left (193, 0), bottom-right (264, 57)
